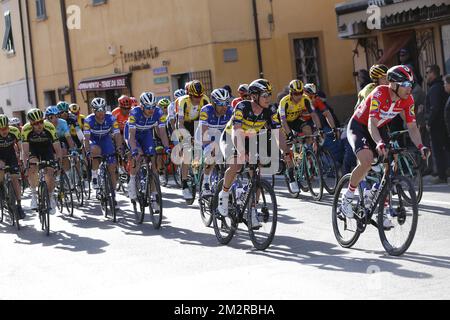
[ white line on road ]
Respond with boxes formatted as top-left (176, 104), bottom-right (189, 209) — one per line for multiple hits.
top-left (421, 199), bottom-right (450, 207)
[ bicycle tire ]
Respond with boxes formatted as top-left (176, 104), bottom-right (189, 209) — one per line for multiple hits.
top-left (81, 160), bottom-right (91, 201)
top-left (332, 174), bottom-right (361, 248)
top-left (148, 171), bottom-right (163, 230)
top-left (247, 178), bottom-right (278, 251)
top-left (134, 166), bottom-right (146, 225)
top-left (377, 176), bottom-right (418, 256)
top-left (104, 166), bottom-right (117, 223)
top-left (6, 181), bottom-right (20, 230)
top-left (397, 153), bottom-right (423, 204)
top-left (0, 185), bottom-right (5, 223)
top-left (284, 174), bottom-right (300, 198)
top-left (59, 173), bottom-right (74, 217)
top-left (211, 179), bottom-right (237, 245)
top-left (173, 165), bottom-right (181, 187)
top-left (319, 148), bottom-right (339, 195)
top-left (199, 172), bottom-right (213, 227)
top-left (305, 149), bottom-right (324, 201)
top-left (39, 182), bottom-right (50, 236)
top-left (73, 165), bottom-right (85, 207)
top-left (185, 171), bottom-right (197, 206)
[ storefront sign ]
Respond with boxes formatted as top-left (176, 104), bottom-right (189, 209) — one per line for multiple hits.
top-left (154, 76), bottom-right (169, 84)
top-left (78, 75), bottom-right (128, 91)
top-left (153, 87), bottom-right (171, 94)
top-left (129, 63), bottom-right (151, 72)
top-left (153, 67), bottom-right (168, 75)
top-left (124, 46), bottom-right (159, 63)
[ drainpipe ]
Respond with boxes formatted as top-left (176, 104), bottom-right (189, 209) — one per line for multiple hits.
top-left (24, 0), bottom-right (38, 107)
top-left (252, 0), bottom-right (264, 78)
top-left (60, 0), bottom-right (76, 102)
top-left (18, 0), bottom-right (31, 105)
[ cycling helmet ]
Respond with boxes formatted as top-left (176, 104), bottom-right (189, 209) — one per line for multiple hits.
top-left (118, 95), bottom-right (132, 109)
top-left (211, 88), bottom-right (230, 106)
top-left (9, 117), bottom-right (21, 127)
top-left (140, 92), bottom-right (157, 109)
top-left (238, 84), bottom-right (249, 94)
top-left (188, 80), bottom-right (205, 98)
top-left (69, 103), bottom-right (80, 114)
top-left (248, 79), bottom-right (272, 95)
top-left (387, 65), bottom-right (414, 83)
top-left (45, 106), bottom-right (60, 118)
top-left (174, 89), bottom-right (186, 99)
top-left (289, 80), bottom-right (304, 94)
top-left (370, 64), bottom-right (389, 81)
top-left (91, 97), bottom-right (107, 112)
top-left (130, 97), bottom-right (138, 107)
top-left (57, 101), bottom-right (70, 113)
top-left (27, 108), bottom-right (44, 122)
top-left (0, 115), bottom-right (9, 129)
top-left (158, 98), bottom-right (171, 109)
top-left (304, 83), bottom-right (317, 95)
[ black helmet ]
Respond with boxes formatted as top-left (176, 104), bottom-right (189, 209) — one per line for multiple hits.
top-left (387, 65), bottom-right (414, 83)
top-left (248, 79), bottom-right (272, 95)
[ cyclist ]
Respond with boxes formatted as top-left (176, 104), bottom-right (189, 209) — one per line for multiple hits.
top-left (231, 84), bottom-right (250, 109)
top-left (197, 88), bottom-right (233, 196)
top-left (46, 106), bottom-right (77, 173)
top-left (355, 64), bottom-right (389, 110)
top-left (125, 92), bottom-right (171, 202)
top-left (9, 117), bottom-right (22, 131)
top-left (58, 101), bottom-right (84, 151)
top-left (84, 98), bottom-right (122, 198)
top-left (177, 80), bottom-right (210, 200)
top-left (278, 80), bottom-right (324, 193)
top-left (217, 79), bottom-right (281, 228)
top-left (0, 115), bottom-right (25, 219)
top-left (68, 103), bottom-right (86, 148)
top-left (153, 98), bottom-right (172, 184)
top-left (22, 109), bottom-right (61, 214)
top-left (341, 65), bottom-right (429, 228)
top-left (112, 95), bottom-right (133, 175)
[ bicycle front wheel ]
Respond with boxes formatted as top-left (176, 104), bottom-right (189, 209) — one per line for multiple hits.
top-left (305, 149), bottom-right (324, 201)
top-left (147, 171), bottom-right (163, 229)
top-left (377, 176), bottom-right (418, 256)
top-left (59, 173), bottom-right (74, 217)
top-left (397, 153), bottom-right (423, 204)
top-left (247, 179), bottom-right (278, 251)
top-left (211, 179), bottom-right (238, 245)
top-left (39, 182), bottom-right (51, 236)
top-left (6, 181), bottom-right (20, 230)
top-left (101, 166), bottom-right (117, 223)
top-left (319, 148), bottom-right (339, 195)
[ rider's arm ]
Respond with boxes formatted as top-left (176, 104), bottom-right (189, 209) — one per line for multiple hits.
top-left (65, 133), bottom-right (76, 150)
top-left (400, 110), bottom-right (424, 148)
top-left (278, 100), bottom-right (291, 136)
top-left (83, 123), bottom-right (91, 153)
top-left (53, 141), bottom-right (62, 161)
top-left (21, 142), bottom-right (29, 165)
top-left (368, 117), bottom-right (384, 145)
top-left (177, 100), bottom-right (186, 130)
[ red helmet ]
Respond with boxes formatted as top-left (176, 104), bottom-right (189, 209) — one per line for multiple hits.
top-left (130, 97), bottom-right (138, 107)
top-left (118, 95), bottom-right (132, 109)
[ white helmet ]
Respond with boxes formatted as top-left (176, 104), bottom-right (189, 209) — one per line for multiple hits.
top-left (211, 88), bottom-right (230, 106)
top-left (304, 83), bottom-right (317, 95)
top-left (91, 97), bottom-right (107, 111)
top-left (140, 92), bottom-right (157, 109)
top-left (9, 117), bottom-right (21, 126)
top-left (174, 89), bottom-right (186, 99)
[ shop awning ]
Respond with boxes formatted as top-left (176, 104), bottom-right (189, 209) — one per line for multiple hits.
top-left (336, 0), bottom-right (450, 39)
top-left (78, 73), bottom-right (131, 91)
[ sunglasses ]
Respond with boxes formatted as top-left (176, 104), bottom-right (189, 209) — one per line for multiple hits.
top-left (260, 92), bottom-right (272, 98)
top-left (0, 126), bottom-right (9, 131)
top-left (31, 120), bottom-right (44, 126)
top-left (215, 101), bottom-right (229, 107)
top-left (292, 92), bottom-right (303, 96)
top-left (143, 105), bottom-right (156, 111)
top-left (398, 81), bottom-right (414, 88)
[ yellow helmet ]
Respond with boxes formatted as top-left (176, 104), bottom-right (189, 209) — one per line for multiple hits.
top-left (370, 64), bottom-right (389, 81)
top-left (69, 103), bottom-right (80, 114)
top-left (289, 80), bottom-right (304, 94)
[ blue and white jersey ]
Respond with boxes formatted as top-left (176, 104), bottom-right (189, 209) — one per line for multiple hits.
top-left (199, 104), bottom-right (232, 131)
top-left (83, 113), bottom-right (120, 140)
top-left (126, 106), bottom-right (165, 133)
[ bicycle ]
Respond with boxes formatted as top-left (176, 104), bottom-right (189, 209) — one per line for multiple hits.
top-left (55, 166), bottom-right (74, 217)
top-left (286, 133), bottom-right (324, 201)
top-left (0, 166), bottom-right (21, 230)
top-left (29, 160), bottom-right (57, 236)
top-left (117, 149), bottom-right (130, 194)
top-left (199, 164), bottom-right (225, 227)
top-left (92, 155), bottom-right (117, 223)
top-left (211, 157), bottom-right (278, 251)
top-left (316, 132), bottom-right (339, 195)
top-left (131, 154), bottom-right (163, 229)
top-left (65, 152), bottom-right (85, 207)
top-left (332, 147), bottom-right (419, 256)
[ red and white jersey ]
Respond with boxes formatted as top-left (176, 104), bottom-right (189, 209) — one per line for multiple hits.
top-left (353, 85), bottom-right (416, 128)
top-left (231, 97), bottom-right (244, 109)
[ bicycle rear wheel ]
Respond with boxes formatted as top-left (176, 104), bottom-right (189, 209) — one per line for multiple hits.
top-left (148, 171), bottom-right (163, 229)
top-left (211, 179), bottom-right (238, 245)
top-left (319, 148), bottom-right (339, 195)
top-left (247, 179), bottom-right (278, 251)
top-left (71, 166), bottom-right (84, 207)
top-left (305, 149), bottom-right (324, 201)
top-left (39, 182), bottom-right (51, 236)
top-left (58, 173), bottom-right (74, 217)
top-left (377, 176), bottom-right (418, 256)
top-left (332, 174), bottom-right (362, 248)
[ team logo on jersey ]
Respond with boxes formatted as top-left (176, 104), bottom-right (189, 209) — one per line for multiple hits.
top-left (113, 122), bottom-right (119, 129)
top-left (128, 116), bottom-right (136, 124)
top-left (234, 110), bottom-right (243, 121)
top-left (409, 105), bottom-right (415, 117)
top-left (200, 112), bottom-right (208, 121)
top-left (370, 99), bottom-right (380, 113)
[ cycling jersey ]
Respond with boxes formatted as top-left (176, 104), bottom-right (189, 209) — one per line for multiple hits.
top-left (126, 106), bottom-right (165, 132)
top-left (353, 85), bottom-right (415, 128)
top-left (177, 95), bottom-right (210, 122)
top-left (278, 94), bottom-right (313, 122)
top-left (355, 83), bottom-right (377, 110)
top-left (22, 121), bottom-right (58, 161)
top-left (51, 119), bottom-right (70, 140)
top-left (309, 96), bottom-right (329, 113)
top-left (83, 113), bottom-right (120, 140)
top-left (0, 126), bottom-right (21, 173)
top-left (197, 104), bottom-right (233, 144)
top-left (226, 100), bottom-right (280, 133)
top-left (231, 97), bottom-right (244, 109)
top-left (112, 107), bottom-right (130, 133)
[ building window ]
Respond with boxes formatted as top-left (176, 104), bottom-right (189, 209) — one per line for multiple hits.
top-left (416, 28), bottom-right (436, 86)
top-left (2, 11), bottom-right (14, 54)
top-left (293, 38), bottom-right (321, 86)
top-left (442, 25), bottom-right (450, 75)
top-left (44, 90), bottom-right (56, 107)
top-left (36, 0), bottom-right (47, 20)
top-left (92, 0), bottom-right (107, 6)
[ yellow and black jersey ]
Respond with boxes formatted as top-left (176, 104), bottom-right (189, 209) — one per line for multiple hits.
top-left (278, 94), bottom-right (313, 122)
top-left (226, 100), bottom-right (280, 134)
top-left (177, 95), bottom-right (210, 122)
top-left (21, 122), bottom-right (58, 145)
top-left (70, 114), bottom-right (86, 136)
top-left (0, 126), bottom-right (21, 150)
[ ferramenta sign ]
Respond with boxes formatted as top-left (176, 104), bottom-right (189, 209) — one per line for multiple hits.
top-left (78, 75), bottom-right (128, 91)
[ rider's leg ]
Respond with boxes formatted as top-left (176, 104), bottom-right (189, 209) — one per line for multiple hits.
top-left (90, 145), bottom-right (102, 183)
